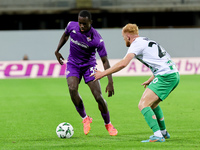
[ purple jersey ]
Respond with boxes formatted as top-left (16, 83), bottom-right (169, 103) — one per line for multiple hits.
top-left (65, 21), bottom-right (107, 64)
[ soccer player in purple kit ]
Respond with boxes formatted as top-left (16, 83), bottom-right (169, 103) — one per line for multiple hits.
top-left (54, 10), bottom-right (118, 136)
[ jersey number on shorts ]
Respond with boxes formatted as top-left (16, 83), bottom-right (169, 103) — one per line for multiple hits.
top-left (90, 67), bottom-right (97, 75)
top-left (148, 42), bottom-right (166, 58)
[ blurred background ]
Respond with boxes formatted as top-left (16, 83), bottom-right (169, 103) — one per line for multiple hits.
top-left (1, 0), bottom-right (200, 30)
top-left (0, 1), bottom-right (200, 77)
top-left (0, 0), bottom-right (200, 61)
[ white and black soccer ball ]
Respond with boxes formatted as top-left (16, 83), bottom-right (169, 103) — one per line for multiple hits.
top-left (56, 122), bottom-right (74, 138)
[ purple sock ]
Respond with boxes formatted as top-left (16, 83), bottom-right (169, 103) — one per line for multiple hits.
top-left (75, 104), bottom-right (86, 118)
top-left (101, 111), bottom-right (110, 124)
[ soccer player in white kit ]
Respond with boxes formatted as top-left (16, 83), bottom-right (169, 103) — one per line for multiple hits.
top-left (91, 23), bottom-right (180, 142)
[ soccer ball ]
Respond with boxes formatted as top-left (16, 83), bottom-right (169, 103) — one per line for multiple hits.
top-left (56, 122), bottom-right (74, 138)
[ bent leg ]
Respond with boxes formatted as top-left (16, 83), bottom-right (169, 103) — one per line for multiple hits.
top-left (150, 94), bottom-right (168, 136)
top-left (152, 105), bottom-right (166, 131)
top-left (87, 80), bottom-right (110, 124)
top-left (152, 105), bottom-right (170, 138)
top-left (138, 88), bottom-right (160, 111)
top-left (87, 80), bottom-right (108, 113)
top-left (87, 80), bottom-right (117, 135)
top-left (138, 88), bottom-right (163, 137)
top-left (67, 76), bottom-right (86, 118)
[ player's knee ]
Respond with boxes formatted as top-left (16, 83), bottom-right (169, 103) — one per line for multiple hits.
top-left (138, 103), bottom-right (142, 111)
top-left (95, 95), bottom-right (105, 104)
top-left (95, 97), bottom-right (103, 104)
top-left (138, 101), bottom-right (145, 111)
top-left (68, 85), bottom-right (78, 93)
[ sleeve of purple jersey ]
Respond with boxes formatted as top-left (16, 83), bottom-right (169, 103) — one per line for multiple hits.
top-left (64, 22), bottom-right (71, 35)
top-left (97, 39), bottom-right (107, 58)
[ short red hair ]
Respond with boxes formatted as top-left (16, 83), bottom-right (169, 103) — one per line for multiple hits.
top-left (122, 23), bottom-right (139, 35)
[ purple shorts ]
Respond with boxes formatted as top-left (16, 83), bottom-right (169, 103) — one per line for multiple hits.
top-left (66, 61), bottom-right (96, 83)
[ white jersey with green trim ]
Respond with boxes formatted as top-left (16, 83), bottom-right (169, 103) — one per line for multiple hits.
top-left (126, 37), bottom-right (178, 76)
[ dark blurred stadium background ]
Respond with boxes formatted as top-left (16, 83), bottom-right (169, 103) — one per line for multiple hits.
top-left (0, 0), bottom-right (200, 30)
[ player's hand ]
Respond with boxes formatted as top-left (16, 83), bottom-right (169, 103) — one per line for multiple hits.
top-left (55, 52), bottom-right (65, 65)
top-left (90, 70), bottom-right (114, 97)
top-left (141, 80), bottom-right (150, 88)
top-left (90, 70), bottom-right (105, 81)
top-left (106, 82), bottom-right (114, 97)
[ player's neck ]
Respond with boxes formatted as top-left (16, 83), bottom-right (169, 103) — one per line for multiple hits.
top-left (131, 35), bottom-right (139, 43)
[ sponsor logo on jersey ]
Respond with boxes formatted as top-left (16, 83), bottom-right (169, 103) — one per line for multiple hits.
top-left (71, 38), bottom-right (89, 49)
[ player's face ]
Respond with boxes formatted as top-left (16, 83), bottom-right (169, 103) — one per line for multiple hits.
top-left (78, 16), bottom-right (92, 33)
top-left (122, 32), bottom-right (131, 47)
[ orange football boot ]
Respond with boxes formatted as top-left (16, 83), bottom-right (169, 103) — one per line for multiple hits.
top-left (82, 116), bottom-right (93, 135)
top-left (105, 123), bottom-right (118, 136)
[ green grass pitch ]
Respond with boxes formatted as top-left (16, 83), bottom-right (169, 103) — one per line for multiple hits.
top-left (0, 75), bottom-right (200, 150)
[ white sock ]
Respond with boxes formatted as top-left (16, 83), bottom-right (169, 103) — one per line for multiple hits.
top-left (82, 115), bottom-right (87, 120)
top-left (105, 122), bottom-right (111, 125)
top-left (161, 129), bottom-right (167, 135)
top-left (154, 130), bottom-right (163, 137)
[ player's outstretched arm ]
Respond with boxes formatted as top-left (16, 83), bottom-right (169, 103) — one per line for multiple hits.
top-left (91, 53), bottom-right (135, 81)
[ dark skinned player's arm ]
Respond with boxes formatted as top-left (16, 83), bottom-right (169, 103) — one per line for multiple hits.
top-left (55, 32), bottom-right (69, 65)
top-left (100, 56), bottom-right (113, 84)
top-left (100, 56), bottom-right (114, 97)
